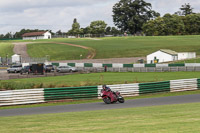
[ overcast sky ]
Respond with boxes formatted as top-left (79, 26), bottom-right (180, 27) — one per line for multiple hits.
top-left (0, 0), bottom-right (200, 34)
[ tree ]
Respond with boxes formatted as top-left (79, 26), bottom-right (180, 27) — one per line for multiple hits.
top-left (143, 14), bottom-right (185, 36)
top-left (56, 30), bottom-right (62, 35)
top-left (175, 3), bottom-right (194, 16)
top-left (112, 0), bottom-right (160, 34)
top-left (82, 26), bottom-right (91, 34)
top-left (90, 20), bottom-right (107, 34)
top-left (105, 26), bottom-right (112, 35)
top-left (143, 17), bottom-right (166, 36)
top-left (111, 27), bottom-right (121, 35)
top-left (163, 14), bottom-right (185, 35)
top-left (68, 18), bottom-right (81, 36)
top-left (183, 13), bottom-right (200, 34)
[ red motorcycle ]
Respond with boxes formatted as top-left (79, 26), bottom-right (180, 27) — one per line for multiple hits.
top-left (100, 86), bottom-right (125, 104)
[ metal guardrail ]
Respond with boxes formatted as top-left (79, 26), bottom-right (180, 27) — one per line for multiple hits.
top-left (0, 78), bottom-right (199, 106)
top-left (0, 88), bottom-right (44, 106)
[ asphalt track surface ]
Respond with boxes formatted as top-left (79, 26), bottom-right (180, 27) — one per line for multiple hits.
top-left (1, 94), bottom-right (200, 117)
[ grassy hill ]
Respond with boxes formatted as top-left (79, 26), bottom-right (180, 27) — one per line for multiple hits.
top-left (28, 36), bottom-right (200, 60)
top-left (1, 35), bottom-right (200, 60)
top-left (0, 43), bottom-right (14, 57)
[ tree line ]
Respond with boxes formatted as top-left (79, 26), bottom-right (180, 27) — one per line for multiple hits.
top-left (113, 0), bottom-right (199, 36)
top-left (67, 18), bottom-right (122, 37)
top-left (0, 0), bottom-right (199, 38)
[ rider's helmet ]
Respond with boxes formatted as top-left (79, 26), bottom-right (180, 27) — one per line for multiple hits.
top-left (102, 85), bottom-right (106, 90)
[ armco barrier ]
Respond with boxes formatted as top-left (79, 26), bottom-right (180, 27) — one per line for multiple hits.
top-left (197, 79), bottom-right (200, 90)
top-left (1, 78), bottom-right (200, 106)
top-left (170, 78), bottom-right (197, 92)
top-left (44, 86), bottom-right (98, 101)
top-left (0, 88), bottom-right (44, 106)
top-left (139, 81), bottom-right (170, 94)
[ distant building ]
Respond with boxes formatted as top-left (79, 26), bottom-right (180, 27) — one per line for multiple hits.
top-left (147, 49), bottom-right (196, 64)
top-left (12, 54), bottom-right (21, 64)
top-left (22, 31), bottom-right (51, 40)
top-left (178, 52), bottom-right (196, 60)
top-left (147, 49), bottom-right (178, 64)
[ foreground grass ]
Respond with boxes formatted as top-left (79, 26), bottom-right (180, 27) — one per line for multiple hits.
top-left (0, 43), bottom-right (14, 57)
top-left (1, 102), bottom-right (200, 133)
top-left (26, 36), bottom-right (200, 60)
top-left (1, 89), bottom-right (200, 110)
top-left (1, 72), bottom-right (200, 90)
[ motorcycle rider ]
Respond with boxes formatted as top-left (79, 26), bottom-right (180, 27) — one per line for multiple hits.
top-left (102, 85), bottom-right (111, 92)
top-left (102, 85), bottom-right (117, 97)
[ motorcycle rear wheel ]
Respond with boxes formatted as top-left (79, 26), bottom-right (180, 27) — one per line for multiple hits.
top-left (103, 97), bottom-right (111, 104)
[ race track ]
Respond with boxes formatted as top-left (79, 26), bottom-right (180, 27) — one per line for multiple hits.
top-left (1, 94), bottom-right (200, 117)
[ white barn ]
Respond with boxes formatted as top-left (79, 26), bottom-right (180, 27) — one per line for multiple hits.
top-left (22, 31), bottom-right (51, 40)
top-left (147, 49), bottom-right (178, 64)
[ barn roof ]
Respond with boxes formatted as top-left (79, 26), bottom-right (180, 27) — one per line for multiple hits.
top-left (160, 49), bottom-right (178, 56)
top-left (22, 31), bottom-right (47, 37)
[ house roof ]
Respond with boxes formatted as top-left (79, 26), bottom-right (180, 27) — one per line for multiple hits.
top-left (160, 49), bottom-right (178, 56)
top-left (22, 31), bottom-right (47, 37)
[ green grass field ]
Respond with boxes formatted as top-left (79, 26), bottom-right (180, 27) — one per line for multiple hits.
top-left (1, 72), bottom-right (200, 90)
top-left (63, 36), bottom-right (200, 59)
top-left (1, 102), bottom-right (200, 133)
top-left (28, 36), bottom-right (200, 60)
top-left (0, 43), bottom-right (14, 57)
top-left (1, 36), bottom-right (200, 60)
top-left (27, 43), bottom-right (88, 60)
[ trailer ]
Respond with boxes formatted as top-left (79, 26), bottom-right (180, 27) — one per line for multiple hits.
top-left (32, 63), bottom-right (44, 75)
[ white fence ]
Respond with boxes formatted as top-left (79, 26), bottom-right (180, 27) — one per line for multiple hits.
top-left (170, 78), bottom-right (198, 92)
top-left (0, 88), bottom-right (44, 106)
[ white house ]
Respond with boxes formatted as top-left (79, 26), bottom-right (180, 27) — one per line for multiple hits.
top-left (147, 49), bottom-right (178, 64)
top-left (12, 54), bottom-right (21, 64)
top-left (178, 52), bottom-right (196, 60)
top-left (22, 31), bottom-right (51, 40)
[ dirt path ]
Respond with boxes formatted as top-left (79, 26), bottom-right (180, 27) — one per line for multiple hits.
top-left (55, 42), bottom-right (96, 59)
top-left (13, 42), bottom-right (33, 58)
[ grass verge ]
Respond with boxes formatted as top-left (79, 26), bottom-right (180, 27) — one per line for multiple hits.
top-left (1, 102), bottom-right (200, 133)
top-left (1, 72), bottom-right (200, 90)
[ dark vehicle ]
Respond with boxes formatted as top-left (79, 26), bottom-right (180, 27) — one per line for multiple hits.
top-left (7, 64), bottom-right (22, 73)
top-left (100, 85), bottom-right (124, 104)
top-left (20, 65), bottom-right (32, 74)
top-left (32, 63), bottom-right (44, 75)
top-left (44, 65), bottom-right (54, 72)
top-left (20, 63), bottom-right (44, 75)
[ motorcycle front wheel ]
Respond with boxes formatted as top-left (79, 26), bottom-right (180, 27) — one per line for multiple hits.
top-left (118, 96), bottom-right (125, 103)
top-left (103, 97), bottom-right (111, 104)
